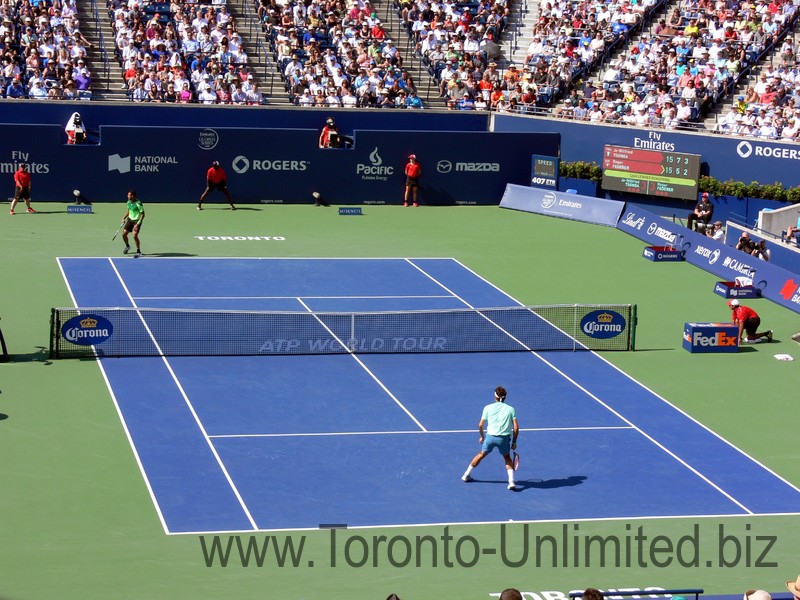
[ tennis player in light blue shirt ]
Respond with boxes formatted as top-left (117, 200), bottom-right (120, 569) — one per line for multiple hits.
top-left (462, 386), bottom-right (519, 490)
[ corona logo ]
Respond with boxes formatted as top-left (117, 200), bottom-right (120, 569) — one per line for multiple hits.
top-left (580, 309), bottom-right (626, 339)
top-left (61, 314), bottom-right (114, 346)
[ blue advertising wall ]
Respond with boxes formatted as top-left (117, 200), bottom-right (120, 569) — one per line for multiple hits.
top-left (1, 102), bottom-right (489, 132)
top-left (494, 114), bottom-right (800, 189)
top-left (616, 205), bottom-right (800, 315)
top-left (0, 124), bottom-right (558, 205)
top-left (500, 183), bottom-right (624, 226)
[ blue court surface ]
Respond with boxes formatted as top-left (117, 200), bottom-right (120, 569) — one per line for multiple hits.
top-left (58, 257), bottom-right (800, 534)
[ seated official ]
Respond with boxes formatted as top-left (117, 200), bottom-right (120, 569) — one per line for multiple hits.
top-left (687, 192), bottom-right (714, 231)
top-left (318, 116), bottom-right (353, 148)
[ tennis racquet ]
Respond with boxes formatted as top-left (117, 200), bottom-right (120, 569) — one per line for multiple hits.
top-left (112, 221), bottom-right (124, 241)
top-left (512, 450), bottom-right (520, 471)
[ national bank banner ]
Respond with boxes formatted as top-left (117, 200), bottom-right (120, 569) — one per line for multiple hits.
top-left (0, 124), bottom-right (558, 206)
top-left (617, 205), bottom-right (800, 315)
top-left (499, 183), bottom-right (624, 226)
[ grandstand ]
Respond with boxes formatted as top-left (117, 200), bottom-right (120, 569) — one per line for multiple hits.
top-left (2, 0), bottom-right (799, 135)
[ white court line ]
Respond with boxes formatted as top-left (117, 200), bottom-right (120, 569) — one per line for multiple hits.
top-left (295, 298), bottom-right (428, 432)
top-left (106, 258), bottom-right (260, 531)
top-left (132, 295), bottom-right (456, 300)
top-left (209, 425), bottom-right (633, 439)
top-left (55, 258), bottom-right (171, 536)
top-left (406, 258), bottom-right (755, 515)
top-left (168, 509), bottom-right (800, 536)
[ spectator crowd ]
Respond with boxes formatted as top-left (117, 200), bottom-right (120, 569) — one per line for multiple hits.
top-left (261, 0), bottom-right (431, 107)
top-left (1, 0), bottom-right (93, 100)
top-left (2, 0), bottom-right (799, 137)
top-left (110, 0), bottom-right (265, 104)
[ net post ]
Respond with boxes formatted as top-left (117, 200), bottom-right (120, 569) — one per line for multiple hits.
top-left (573, 304), bottom-right (578, 352)
top-left (49, 308), bottom-right (57, 360)
top-left (0, 316), bottom-right (8, 363)
top-left (630, 304), bottom-right (637, 351)
top-left (350, 312), bottom-right (356, 352)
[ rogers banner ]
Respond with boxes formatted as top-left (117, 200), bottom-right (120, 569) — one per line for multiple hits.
top-left (0, 124), bottom-right (559, 206)
top-left (616, 206), bottom-right (800, 315)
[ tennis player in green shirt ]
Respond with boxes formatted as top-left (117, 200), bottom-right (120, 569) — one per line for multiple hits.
top-left (462, 386), bottom-right (519, 490)
top-left (121, 190), bottom-right (145, 257)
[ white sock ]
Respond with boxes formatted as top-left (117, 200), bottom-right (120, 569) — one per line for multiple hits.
top-left (507, 468), bottom-right (515, 485)
top-left (463, 465), bottom-right (475, 478)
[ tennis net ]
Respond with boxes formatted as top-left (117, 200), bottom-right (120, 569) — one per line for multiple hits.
top-left (49, 304), bottom-right (637, 358)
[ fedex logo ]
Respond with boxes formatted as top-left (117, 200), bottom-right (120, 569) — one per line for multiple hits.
top-left (692, 331), bottom-right (738, 347)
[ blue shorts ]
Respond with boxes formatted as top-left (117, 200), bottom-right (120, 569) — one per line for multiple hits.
top-left (482, 435), bottom-right (511, 456)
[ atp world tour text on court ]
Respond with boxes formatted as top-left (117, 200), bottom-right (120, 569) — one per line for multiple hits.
top-left (198, 523), bottom-right (777, 569)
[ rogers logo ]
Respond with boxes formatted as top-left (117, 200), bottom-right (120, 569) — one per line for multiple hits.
top-left (737, 141), bottom-right (753, 158)
top-left (232, 155), bottom-right (250, 173)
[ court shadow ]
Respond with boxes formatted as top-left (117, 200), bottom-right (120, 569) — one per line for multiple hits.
top-left (0, 413), bottom-right (8, 422)
top-left (626, 347), bottom-right (676, 352)
top-left (466, 475), bottom-right (586, 492)
top-left (5, 346), bottom-right (52, 364)
top-left (143, 252), bottom-right (197, 257)
top-left (517, 475), bottom-right (588, 490)
top-left (200, 207), bottom-right (261, 211)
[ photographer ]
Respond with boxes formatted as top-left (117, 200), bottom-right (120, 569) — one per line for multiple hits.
top-left (752, 240), bottom-right (771, 262)
top-left (706, 220), bottom-right (725, 241)
top-left (736, 232), bottom-right (751, 252)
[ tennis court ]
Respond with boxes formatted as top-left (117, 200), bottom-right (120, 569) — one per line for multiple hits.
top-left (56, 257), bottom-right (800, 535)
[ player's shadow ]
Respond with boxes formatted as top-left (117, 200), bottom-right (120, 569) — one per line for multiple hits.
top-left (144, 252), bottom-right (197, 257)
top-left (201, 206), bottom-right (261, 211)
top-left (0, 413), bottom-right (8, 422)
top-left (470, 475), bottom-right (586, 492)
top-left (516, 475), bottom-right (587, 491)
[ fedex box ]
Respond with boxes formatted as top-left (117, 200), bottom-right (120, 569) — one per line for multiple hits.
top-left (682, 322), bottom-right (739, 353)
